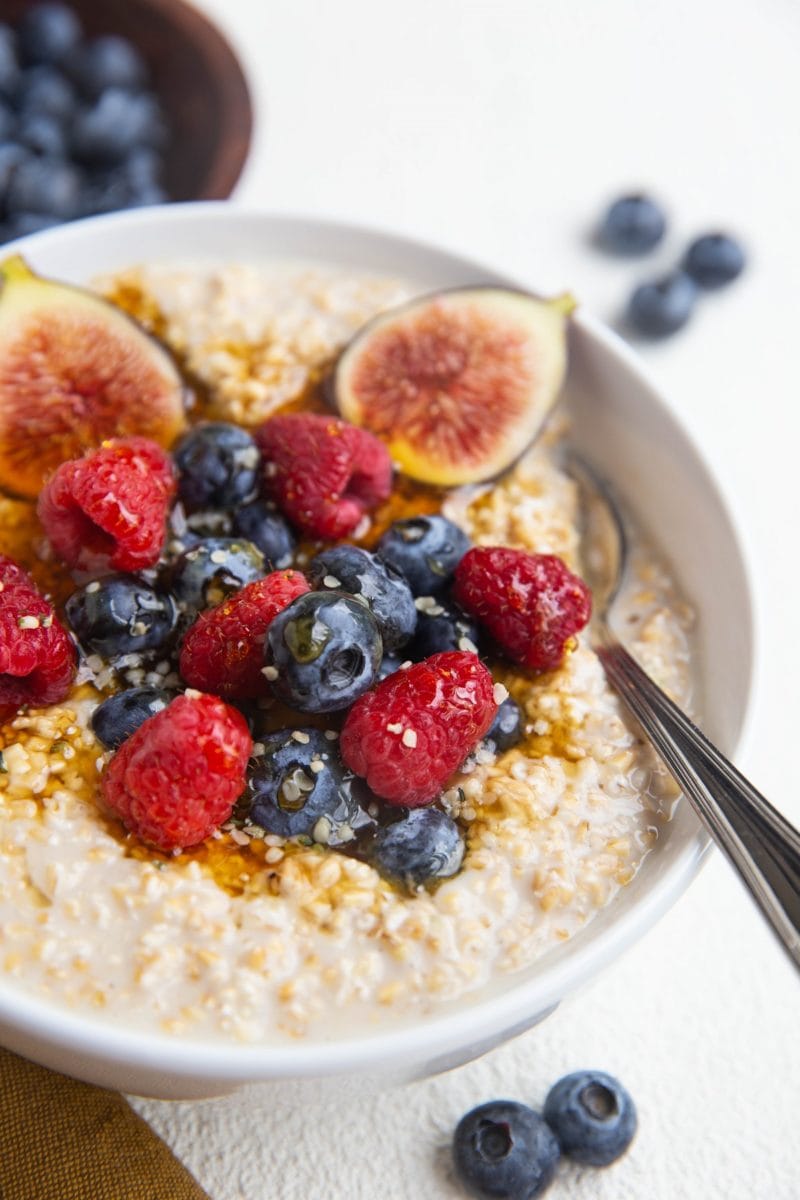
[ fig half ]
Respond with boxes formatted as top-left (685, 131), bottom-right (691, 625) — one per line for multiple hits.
top-left (334, 287), bottom-right (574, 486)
top-left (0, 255), bottom-right (187, 499)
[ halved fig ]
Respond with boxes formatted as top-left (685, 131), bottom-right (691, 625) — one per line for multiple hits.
top-left (334, 287), bottom-right (574, 486)
top-left (0, 255), bottom-right (187, 499)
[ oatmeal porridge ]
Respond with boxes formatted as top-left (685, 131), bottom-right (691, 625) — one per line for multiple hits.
top-left (0, 261), bottom-right (692, 1042)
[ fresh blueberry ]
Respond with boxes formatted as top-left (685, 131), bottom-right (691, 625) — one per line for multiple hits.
top-left (174, 422), bottom-right (260, 513)
top-left (232, 501), bottom-right (295, 569)
top-left (79, 170), bottom-right (131, 217)
top-left (0, 102), bottom-right (15, 143)
top-left (378, 515), bottom-right (470, 596)
top-left (266, 591), bottom-right (382, 713)
top-left (90, 685), bottom-right (171, 750)
top-left (684, 232), bottom-right (746, 289)
top-left (18, 113), bottom-right (67, 157)
top-left (307, 545), bottom-right (417, 652)
top-left (7, 210), bottom-right (60, 237)
top-left (407, 597), bottom-right (479, 659)
top-left (17, 66), bottom-right (75, 122)
top-left (0, 27), bottom-right (21, 99)
top-left (66, 575), bottom-right (178, 659)
top-left (372, 807), bottom-right (464, 886)
top-left (167, 537), bottom-right (265, 612)
top-left (453, 1100), bottom-right (560, 1199)
top-left (376, 652), bottom-right (403, 682)
top-left (71, 89), bottom-right (165, 165)
top-left (68, 35), bottom-right (147, 98)
top-left (484, 696), bottom-right (524, 754)
top-left (627, 271), bottom-right (697, 337)
top-left (126, 180), bottom-right (167, 207)
top-left (5, 155), bottom-right (79, 218)
top-left (18, 4), bottom-right (82, 67)
top-left (123, 145), bottom-right (160, 188)
top-left (599, 193), bottom-right (666, 254)
top-left (0, 142), bottom-right (28, 199)
top-left (543, 1070), bottom-right (637, 1166)
top-left (248, 727), bottom-right (375, 846)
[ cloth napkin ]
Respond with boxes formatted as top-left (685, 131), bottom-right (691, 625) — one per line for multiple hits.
top-left (0, 1048), bottom-right (208, 1200)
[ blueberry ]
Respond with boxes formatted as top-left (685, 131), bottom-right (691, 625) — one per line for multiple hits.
top-left (90, 686), bottom-right (171, 750)
top-left (453, 1100), bottom-right (560, 1200)
top-left (248, 727), bottom-right (375, 846)
top-left (407, 597), bottom-right (479, 659)
top-left (543, 1070), bottom-right (637, 1166)
top-left (232, 501), bottom-right (295, 569)
top-left (372, 807), bottom-right (464, 886)
top-left (71, 89), bottom-right (165, 165)
top-left (68, 36), bottom-right (147, 98)
top-left (18, 113), bottom-right (67, 157)
top-left (627, 271), bottom-right (697, 337)
top-left (5, 155), bottom-right (80, 218)
top-left (18, 4), bottom-right (82, 67)
top-left (376, 652), bottom-right (403, 682)
top-left (79, 170), bottom-right (131, 217)
top-left (266, 591), bottom-right (382, 713)
top-left (127, 180), bottom-right (167, 207)
top-left (684, 232), bottom-right (746, 289)
top-left (167, 537), bottom-right (265, 612)
top-left (123, 145), bottom-right (161, 188)
top-left (174, 422), bottom-right (260, 513)
top-left (66, 575), bottom-right (177, 659)
top-left (0, 27), bottom-right (21, 99)
top-left (0, 142), bottom-right (27, 203)
top-left (17, 66), bottom-right (75, 122)
top-left (0, 102), bottom-right (15, 143)
top-left (307, 545), bottom-right (417, 652)
top-left (378, 515), bottom-right (470, 596)
top-left (599, 194), bottom-right (666, 254)
top-left (7, 210), bottom-right (59, 237)
top-left (484, 696), bottom-right (524, 753)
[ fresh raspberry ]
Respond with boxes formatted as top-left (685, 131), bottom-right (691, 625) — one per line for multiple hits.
top-left (0, 562), bottom-right (76, 718)
top-left (37, 436), bottom-right (176, 574)
top-left (340, 650), bottom-right (497, 807)
top-left (101, 691), bottom-right (252, 851)
top-left (255, 413), bottom-right (392, 539)
top-left (453, 547), bottom-right (592, 672)
top-left (179, 569), bottom-right (310, 699)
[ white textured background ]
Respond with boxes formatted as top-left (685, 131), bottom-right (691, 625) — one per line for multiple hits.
top-left (131, 1), bottom-right (800, 1196)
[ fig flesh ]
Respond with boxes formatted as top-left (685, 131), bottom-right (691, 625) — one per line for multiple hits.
top-left (334, 287), bottom-right (573, 486)
top-left (0, 255), bottom-right (187, 499)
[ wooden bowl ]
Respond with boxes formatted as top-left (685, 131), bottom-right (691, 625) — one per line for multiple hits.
top-left (2, 0), bottom-right (253, 201)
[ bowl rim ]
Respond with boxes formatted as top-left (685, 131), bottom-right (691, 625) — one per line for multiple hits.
top-left (0, 203), bottom-right (758, 1083)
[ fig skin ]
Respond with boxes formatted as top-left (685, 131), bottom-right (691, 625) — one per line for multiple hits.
top-left (333, 286), bottom-right (574, 487)
top-left (0, 255), bottom-right (187, 499)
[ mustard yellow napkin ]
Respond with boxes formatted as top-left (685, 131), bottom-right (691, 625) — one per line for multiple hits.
top-left (0, 1048), bottom-right (209, 1200)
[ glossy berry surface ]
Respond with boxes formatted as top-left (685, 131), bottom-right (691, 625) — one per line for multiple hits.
top-left (248, 727), bottom-right (375, 845)
top-left (408, 596), bottom-right (480, 659)
top-left (307, 544), bottom-right (417, 652)
top-left (684, 233), bottom-right (746, 289)
top-left (174, 421), bottom-right (260, 512)
top-left (599, 193), bottom-right (666, 254)
top-left (543, 1070), bottom-right (637, 1166)
top-left (484, 695), bottom-right (524, 753)
top-left (627, 271), bottom-right (697, 337)
top-left (167, 537), bottom-right (265, 613)
top-left (37, 437), bottom-right (175, 574)
top-left (90, 685), bottom-right (170, 750)
top-left (179, 570), bottom-right (309, 699)
top-left (0, 555), bottom-right (75, 718)
top-left (256, 412), bottom-right (393, 540)
top-left (65, 574), bottom-right (177, 659)
top-left (454, 547), bottom-right (591, 672)
top-left (101, 691), bottom-right (252, 851)
top-left (232, 500), bottom-right (295, 568)
top-left (378, 515), bottom-right (470, 596)
top-left (265, 591), bottom-right (382, 713)
top-left (453, 1100), bottom-right (560, 1200)
top-left (372, 807), bottom-right (464, 885)
top-left (340, 650), bottom-right (497, 806)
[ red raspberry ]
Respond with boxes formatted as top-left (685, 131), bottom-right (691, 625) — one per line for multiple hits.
top-left (0, 560), bottom-right (76, 719)
top-left (255, 413), bottom-right (392, 539)
top-left (179, 569), bottom-right (310, 699)
top-left (101, 691), bottom-right (252, 851)
top-left (340, 650), bottom-right (497, 807)
top-left (37, 436), bottom-right (176, 574)
top-left (453, 547), bottom-right (592, 672)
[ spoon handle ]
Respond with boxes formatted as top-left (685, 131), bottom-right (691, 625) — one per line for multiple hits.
top-left (596, 633), bottom-right (800, 972)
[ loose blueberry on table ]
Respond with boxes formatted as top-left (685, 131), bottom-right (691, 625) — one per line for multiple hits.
top-left (0, 261), bottom-right (594, 894)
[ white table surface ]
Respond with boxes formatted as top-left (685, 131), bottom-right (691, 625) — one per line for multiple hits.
top-left (131, 2), bottom-right (799, 1196)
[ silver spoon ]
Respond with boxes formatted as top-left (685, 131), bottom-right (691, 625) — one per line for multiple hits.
top-left (567, 452), bottom-right (800, 971)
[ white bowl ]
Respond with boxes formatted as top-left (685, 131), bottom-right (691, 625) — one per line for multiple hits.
top-left (0, 204), bottom-right (755, 1099)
